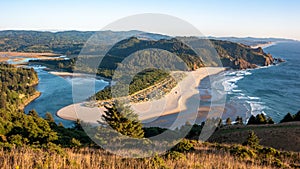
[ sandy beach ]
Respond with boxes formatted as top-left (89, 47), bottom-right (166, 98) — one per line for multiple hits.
top-left (49, 71), bottom-right (89, 77)
top-left (56, 67), bottom-right (225, 126)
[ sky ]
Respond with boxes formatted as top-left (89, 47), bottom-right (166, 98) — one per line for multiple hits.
top-left (1, 0), bottom-right (300, 40)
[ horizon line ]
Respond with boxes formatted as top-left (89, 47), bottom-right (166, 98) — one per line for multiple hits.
top-left (0, 29), bottom-right (298, 41)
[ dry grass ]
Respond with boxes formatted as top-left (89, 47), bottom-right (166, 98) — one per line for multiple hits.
top-left (209, 122), bottom-right (300, 152)
top-left (0, 144), bottom-right (295, 169)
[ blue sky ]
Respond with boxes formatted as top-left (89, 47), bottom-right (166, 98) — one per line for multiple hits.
top-left (1, 0), bottom-right (300, 40)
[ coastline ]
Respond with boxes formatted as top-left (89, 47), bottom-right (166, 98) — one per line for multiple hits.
top-left (0, 52), bottom-right (60, 62)
top-left (49, 71), bottom-right (112, 82)
top-left (250, 42), bottom-right (276, 49)
top-left (19, 91), bottom-right (41, 110)
top-left (56, 67), bottom-right (226, 125)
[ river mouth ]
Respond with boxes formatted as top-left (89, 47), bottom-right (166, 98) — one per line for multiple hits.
top-left (24, 65), bottom-right (109, 128)
top-left (5, 56), bottom-right (109, 128)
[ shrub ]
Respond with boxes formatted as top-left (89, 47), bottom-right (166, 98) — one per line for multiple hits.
top-left (229, 145), bottom-right (257, 159)
top-left (243, 131), bottom-right (260, 149)
top-left (171, 139), bottom-right (194, 153)
top-left (151, 154), bottom-right (169, 169)
top-left (166, 151), bottom-right (186, 160)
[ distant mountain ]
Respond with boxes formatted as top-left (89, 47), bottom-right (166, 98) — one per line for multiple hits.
top-left (0, 30), bottom-right (142, 55)
top-left (207, 36), bottom-right (297, 47)
top-left (1, 30), bottom-right (279, 69)
top-left (0, 30), bottom-right (174, 55)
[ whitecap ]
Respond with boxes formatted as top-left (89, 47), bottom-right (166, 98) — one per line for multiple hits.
top-left (247, 96), bottom-right (260, 100)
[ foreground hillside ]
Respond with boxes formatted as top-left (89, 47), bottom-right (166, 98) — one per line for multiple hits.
top-left (1, 140), bottom-right (299, 169)
top-left (209, 122), bottom-right (300, 152)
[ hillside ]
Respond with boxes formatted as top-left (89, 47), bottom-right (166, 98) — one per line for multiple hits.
top-left (208, 122), bottom-right (300, 152)
top-left (178, 37), bottom-right (276, 69)
top-left (0, 30), bottom-right (143, 55)
top-left (100, 37), bottom-right (204, 70)
top-left (0, 30), bottom-right (280, 70)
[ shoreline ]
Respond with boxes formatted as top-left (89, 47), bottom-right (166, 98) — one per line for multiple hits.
top-left (56, 67), bottom-right (226, 126)
top-left (19, 91), bottom-right (41, 110)
top-left (0, 52), bottom-right (60, 62)
top-left (250, 42), bottom-right (276, 49)
top-left (49, 71), bottom-right (112, 82)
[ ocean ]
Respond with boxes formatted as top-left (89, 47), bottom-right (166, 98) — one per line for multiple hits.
top-left (144, 41), bottom-right (300, 128)
top-left (214, 41), bottom-right (300, 123)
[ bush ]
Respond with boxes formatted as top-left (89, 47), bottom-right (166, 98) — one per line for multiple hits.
top-left (171, 139), bottom-right (194, 153)
top-left (229, 145), bottom-right (257, 159)
top-left (150, 154), bottom-right (169, 169)
top-left (243, 131), bottom-right (260, 149)
top-left (166, 151), bottom-right (186, 160)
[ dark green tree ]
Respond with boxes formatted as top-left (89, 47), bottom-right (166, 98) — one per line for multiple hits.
top-left (247, 115), bottom-right (256, 125)
top-left (294, 111), bottom-right (300, 121)
top-left (267, 117), bottom-right (275, 124)
top-left (235, 116), bottom-right (243, 125)
top-left (102, 101), bottom-right (144, 138)
top-left (280, 113), bottom-right (294, 123)
top-left (256, 114), bottom-right (267, 124)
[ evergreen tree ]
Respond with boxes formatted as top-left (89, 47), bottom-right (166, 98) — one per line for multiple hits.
top-left (45, 112), bottom-right (55, 123)
top-left (45, 112), bottom-right (57, 128)
top-left (280, 113), bottom-right (294, 123)
top-left (225, 117), bottom-right (232, 126)
top-left (294, 111), bottom-right (300, 121)
top-left (102, 101), bottom-right (144, 138)
top-left (267, 117), bottom-right (275, 124)
top-left (235, 116), bottom-right (243, 125)
top-left (247, 115), bottom-right (256, 125)
top-left (243, 130), bottom-right (260, 149)
top-left (28, 109), bottom-right (39, 118)
top-left (256, 114), bottom-right (267, 124)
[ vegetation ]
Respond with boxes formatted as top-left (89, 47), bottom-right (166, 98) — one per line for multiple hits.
top-left (243, 131), bottom-right (261, 149)
top-left (0, 63), bottom-right (38, 110)
top-left (92, 69), bottom-right (171, 101)
top-left (0, 64), bottom-right (92, 150)
top-left (248, 114), bottom-right (275, 125)
top-left (1, 140), bottom-right (299, 169)
top-left (0, 30), bottom-right (144, 55)
top-left (101, 101), bottom-right (144, 138)
top-left (280, 111), bottom-right (300, 123)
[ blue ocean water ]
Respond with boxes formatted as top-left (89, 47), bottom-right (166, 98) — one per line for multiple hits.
top-left (219, 41), bottom-right (300, 122)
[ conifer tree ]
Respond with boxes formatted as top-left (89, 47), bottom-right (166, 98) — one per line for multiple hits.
top-left (243, 130), bottom-right (260, 149)
top-left (102, 101), bottom-right (144, 138)
top-left (280, 112), bottom-right (294, 123)
top-left (225, 117), bottom-right (232, 126)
